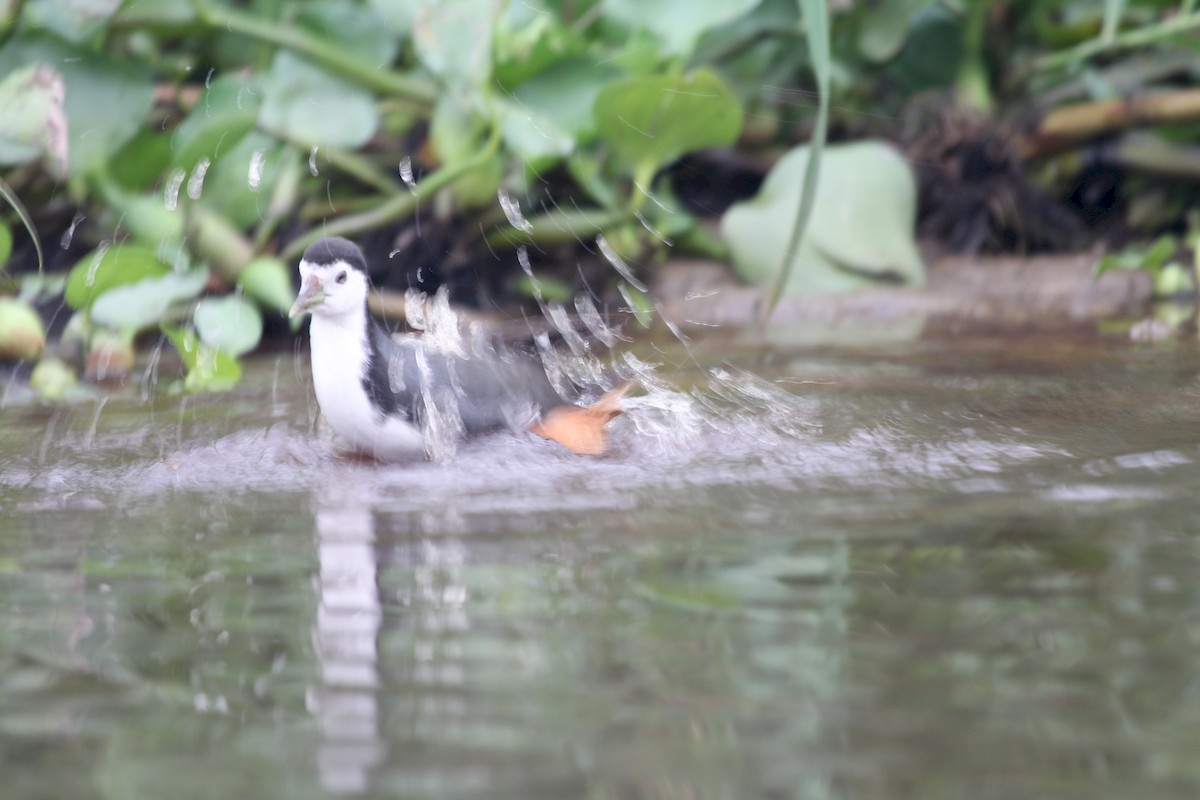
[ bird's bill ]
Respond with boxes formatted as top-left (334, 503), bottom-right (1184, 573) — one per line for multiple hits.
top-left (289, 274), bottom-right (325, 318)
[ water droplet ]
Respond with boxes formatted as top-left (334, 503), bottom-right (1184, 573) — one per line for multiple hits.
top-left (309, 145), bottom-right (320, 177)
top-left (83, 242), bottom-right (110, 287)
top-left (163, 168), bottom-right (186, 210)
top-left (398, 156), bottom-right (417, 192)
top-left (187, 157), bottom-right (210, 200)
top-left (247, 150), bottom-right (266, 190)
top-left (597, 234), bottom-right (647, 292)
top-left (59, 212), bottom-right (86, 250)
top-left (498, 188), bottom-right (533, 233)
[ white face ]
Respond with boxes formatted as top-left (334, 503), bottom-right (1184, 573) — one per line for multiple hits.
top-left (291, 258), bottom-right (371, 319)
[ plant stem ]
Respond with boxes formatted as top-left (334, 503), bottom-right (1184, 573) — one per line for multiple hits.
top-left (1036, 11), bottom-right (1200, 71)
top-left (189, 1), bottom-right (437, 107)
top-left (281, 125), bottom-right (503, 261)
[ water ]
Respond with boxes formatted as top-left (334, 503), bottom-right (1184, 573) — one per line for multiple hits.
top-left (3, 332), bottom-right (1200, 799)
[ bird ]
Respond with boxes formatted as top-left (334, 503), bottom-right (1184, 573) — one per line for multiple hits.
top-left (288, 236), bottom-right (625, 461)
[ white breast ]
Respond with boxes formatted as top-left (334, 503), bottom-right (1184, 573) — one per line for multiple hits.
top-left (308, 311), bottom-right (425, 461)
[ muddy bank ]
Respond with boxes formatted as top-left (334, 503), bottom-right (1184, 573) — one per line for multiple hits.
top-left (653, 252), bottom-right (1154, 336)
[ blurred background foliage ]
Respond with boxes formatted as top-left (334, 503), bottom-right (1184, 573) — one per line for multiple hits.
top-left (1, 0), bottom-right (1200, 392)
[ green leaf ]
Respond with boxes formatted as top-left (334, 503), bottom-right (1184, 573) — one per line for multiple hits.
top-left (258, 51), bottom-right (378, 148)
top-left (0, 33), bottom-right (154, 174)
top-left (604, 0), bottom-right (764, 57)
top-left (24, 0), bottom-right (120, 42)
top-left (297, 0), bottom-right (400, 65)
top-left (237, 257), bottom-right (294, 316)
top-left (194, 294), bottom-right (263, 357)
top-left (857, 0), bottom-right (928, 62)
top-left (594, 68), bottom-right (743, 177)
top-left (364, 0), bottom-right (417, 36)
top-left (171, 73), bottom-right (259, 172)
top-left (191, 132), bottom-right (294, 230)
top-left (89, 269), bottom-right (208, 330)
top-left (0, 221), bottom-right (11, 269)
top-left (509, 57), bottom-right (618, 142)
top-left (163, 326), bottom-right (243, 393)
top-left (430, 95), bottom-right (503, 208)
top-left (0, 63), bottom-right (67, 173)
top-left (722, 141), bottom-right (925, 294)
top-left (882, 3), bottom-right (965, 92)
top-left (66, 244), bottom-right (170, 310)
top-left (412, 0), bottom-right (497, 89)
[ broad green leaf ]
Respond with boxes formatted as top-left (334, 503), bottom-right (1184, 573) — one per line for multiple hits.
top-left (509, 57), bottom-right (618, 142)
top-left (193, 132), bottom-right (294, 230)
top-left (722, 141), bottom-right (925, 295)
top-left (882, 3), bottom-right (964, 92)
top-left (66, 244), bottom-right (170, 310)
top-left (412, 0), bottom-right (498, 88)
top-left (108, 128), bottom-right (172, 190)
top-left (0, 33), bottom-right (153, 174)
top-left (594, 69), bottom-right (742, 176)
top-left (237, 257), bottom-right (295, 316)
top-left (171, 73), bottom-right (259, 171)
top-left (258, 51), bottom-right (378, 148)
top-left (494, 11), bottom-right (586, 88)
top-left (365, 0), bottom-right (418, 36)
top-left (89, 269), bottom-right (208, 330)
top-left (25, 0), bottom-right (120, 42)
top-left (163, 326), bottom-right (243, 393)
top-left (857, 0), bottom-right (928, 62)
top-left (604, 0), bottom-right (763, 57)
top-left (497, 99), bottom-right (573, 161)
top-left (194, 294), bottom-right (263, 356)
top-left (0, 63), bottom-right (67, 173)
top-left (297, 0), bottom-right (400, 65)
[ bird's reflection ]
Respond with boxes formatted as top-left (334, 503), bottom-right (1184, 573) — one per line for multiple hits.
top-left (308, 503), bottom-right (384, 794)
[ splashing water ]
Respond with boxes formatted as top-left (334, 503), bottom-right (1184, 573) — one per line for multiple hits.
top-left (163, 168), bottom-right (186, 211)
top-left (398, 156), bottom-right (417, 192)
top-left (597, 234), bottom-right (648, 292)
top-left (308, 146), bottom-right (320, 177)
top-left (498, 188), bottom-right (533, 233)
top-left (186, 158), bottom-right (210, 200)
top-left (247, 150), bottom-right (266, 190)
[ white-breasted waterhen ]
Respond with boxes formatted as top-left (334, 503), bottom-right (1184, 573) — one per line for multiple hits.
top-left (289, 236), bottom-right (625, 460)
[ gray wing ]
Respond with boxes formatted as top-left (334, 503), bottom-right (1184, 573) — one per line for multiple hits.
top-left (372, 324), bottom-right (566, 435)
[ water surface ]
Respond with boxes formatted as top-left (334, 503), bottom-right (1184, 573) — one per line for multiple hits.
top-left (3, 332), bottom-right (1200, 799)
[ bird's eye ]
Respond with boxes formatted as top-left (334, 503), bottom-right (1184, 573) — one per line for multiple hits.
top-left (335, 271), bottom-right (348, 284)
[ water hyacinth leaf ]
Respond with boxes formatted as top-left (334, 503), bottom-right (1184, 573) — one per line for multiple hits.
top-left (509, 57), bottom-right (618, 143)
top-left (412, 0), bottom-right (498, 88)
top-left (195, 132), bottom-right (292, 230)
top-left (494, 9), bottom-right (586, 88)
top-left (0, 64), bottom-right (67, 174)
top-left (857, 0), bottom-right (928, 62)
top-left (594, 69), bottom-right (743, 176)
top-left (297, 0), bottom-right (400, 65)
top-left (108, 128), bottom-right (172, 191)
top-left (259, 51), bottom-right (378, 149)
top-left (604, 0), bottom-right (763, 56)
top-left (163, 325), bottom-right (243, 393)
top-left (0, 34), bottom-right (153, 173)
top-left (171, 73), bottom-right (259, 172)
top-left (497, 99), bottom-right (573, 161)
top-left (722, 141), bottom-right (925, 294)
top-left (365, 0), bottom-right (417, 35)
top-left (237, 257), bottom-right (294, 316)
top-left (89, 268), bottom-right (208, 330)
top-left (194, 294), bottom-right (263, 356)
top-left (883, 2), bottom-right (965, 92)
top-left (24, 0), bottom-right (121, 42)
top-left (66, 244), bottom-right (170, 310)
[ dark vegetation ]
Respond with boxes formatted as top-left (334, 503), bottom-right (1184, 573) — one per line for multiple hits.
top-left (1, 0), bottom-right (1200, 394)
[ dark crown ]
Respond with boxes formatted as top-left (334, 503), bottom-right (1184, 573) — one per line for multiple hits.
top-left (301, 237), bottom-right (367, 272)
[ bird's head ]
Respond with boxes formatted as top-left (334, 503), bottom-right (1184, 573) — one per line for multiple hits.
top-left (289, 237), bottom-right (371, 319)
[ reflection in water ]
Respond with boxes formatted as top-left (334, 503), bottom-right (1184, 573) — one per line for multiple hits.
top-left (311, 502), bottom-right (384, 794)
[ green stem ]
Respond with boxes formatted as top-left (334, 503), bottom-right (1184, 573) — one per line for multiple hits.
top-left (1036, 11), bottom-right (1200, 71)
top-left (189, 1), bottom-right (437, 107)
top-left (281, 125), bottom-right (503, 261)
